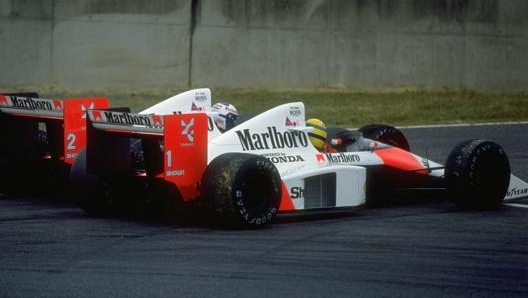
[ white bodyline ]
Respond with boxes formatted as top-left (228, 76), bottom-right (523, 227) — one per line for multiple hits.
top-left (397, 121), bottom-right (528, 130)
top-left (348, 121), bottom-right (528, 131)
top-left (504, 203), bottom-right (528, 209)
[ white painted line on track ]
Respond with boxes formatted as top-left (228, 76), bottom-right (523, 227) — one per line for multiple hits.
top-left (396, 121), bottom-right (528, 130)
top-left (504, 203), bottom-right (528, 209)
top-left (348, 121), bottom-right (528, 131)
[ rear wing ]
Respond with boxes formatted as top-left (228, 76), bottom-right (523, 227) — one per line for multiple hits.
top-left (0, 93), bottom-right (109, 164)
top-left (86, 109), bottom-right (208, 200)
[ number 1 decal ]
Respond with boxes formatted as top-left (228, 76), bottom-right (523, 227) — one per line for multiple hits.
top-left (166, 149), bottom-right (172, 168)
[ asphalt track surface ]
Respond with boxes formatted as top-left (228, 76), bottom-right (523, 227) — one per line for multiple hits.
top-left (1, 124), bottom-right (527, 298)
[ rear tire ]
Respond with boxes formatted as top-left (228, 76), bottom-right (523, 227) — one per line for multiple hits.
top-left (445, 139), bottom-right (510, 210)
top-left (137, 179), bottom-right (183, 222)
top-left (70, 149), bottom-right (118, 216)
top-left (0, 157), bottom-right (18, 195)
top-left (201, 153), bottom-right (282, 228)
top-left (359, 124), bottom-right (410, 151)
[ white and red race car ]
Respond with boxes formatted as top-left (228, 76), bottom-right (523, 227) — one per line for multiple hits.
top-left (67, 88), bottom-right (528, 228)
top-left (0, 92), bottom-right (109, 193)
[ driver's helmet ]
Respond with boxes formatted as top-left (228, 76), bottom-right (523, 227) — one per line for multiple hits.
top-left (211, 102), bottom-right (239, 132)
top-left (306, 118), bottom-right (327, 151)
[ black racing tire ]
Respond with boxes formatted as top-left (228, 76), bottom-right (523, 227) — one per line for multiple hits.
top-left (0, 157), bottom-right (48, 196)
top-left (445, 139), bottom-right (510, 210)
top-left (0, 157), bottom-right (18, 195)
top-left (69, 149), bottom-right (118, 216)
top-left (359, 124), bottom-right (410, 151)
top-left (201, 153), bottom-right (282, 228)
top-left (136, 179), bottom-right (183, 222)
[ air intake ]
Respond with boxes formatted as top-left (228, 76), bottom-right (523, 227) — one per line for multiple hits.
top-left (304, 173), bottom-right (336, 209)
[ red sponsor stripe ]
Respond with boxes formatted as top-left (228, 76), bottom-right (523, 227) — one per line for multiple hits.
top-left (152, 115), bottom-right (162, 127)
top-left (374, 147), bottom-right (427, 174)
top-left (0, 95), bottom-right (8, 106)
top-left (279, 182), bottom-right (295, 211)
top-left (53, 100), bottom-right (63, 110)
top-left (91, 110), bottom-right (103, 121)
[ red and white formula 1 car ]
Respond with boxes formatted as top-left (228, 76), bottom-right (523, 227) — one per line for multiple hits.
top-left (0, 92), bottom-right (109, 194)
top-left (70, 94), bottom-right (528, 228)
top-left (0, 89), bottom-right (210, 195)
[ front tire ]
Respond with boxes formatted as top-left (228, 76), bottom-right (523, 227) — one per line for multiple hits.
top-left (201, 153), bottom-right (282, 228)
top-left (445, 139), bottom-right (510, 210)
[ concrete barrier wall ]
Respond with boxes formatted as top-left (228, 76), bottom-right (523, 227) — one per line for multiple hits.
top-left (1, 0), bottom-right (527, 90)
top-left (0, 0), bottom-right (191, 87)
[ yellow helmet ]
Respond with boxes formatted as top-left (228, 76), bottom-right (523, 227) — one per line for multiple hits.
top-left (306, 118), bottom-right (327, 151)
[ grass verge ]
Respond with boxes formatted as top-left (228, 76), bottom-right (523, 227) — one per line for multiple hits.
top-left (20, 86), bottom-right (528, 127)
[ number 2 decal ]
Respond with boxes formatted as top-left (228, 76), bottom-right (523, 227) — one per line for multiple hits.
top-left (66, 133), bottom-right (76, 150)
